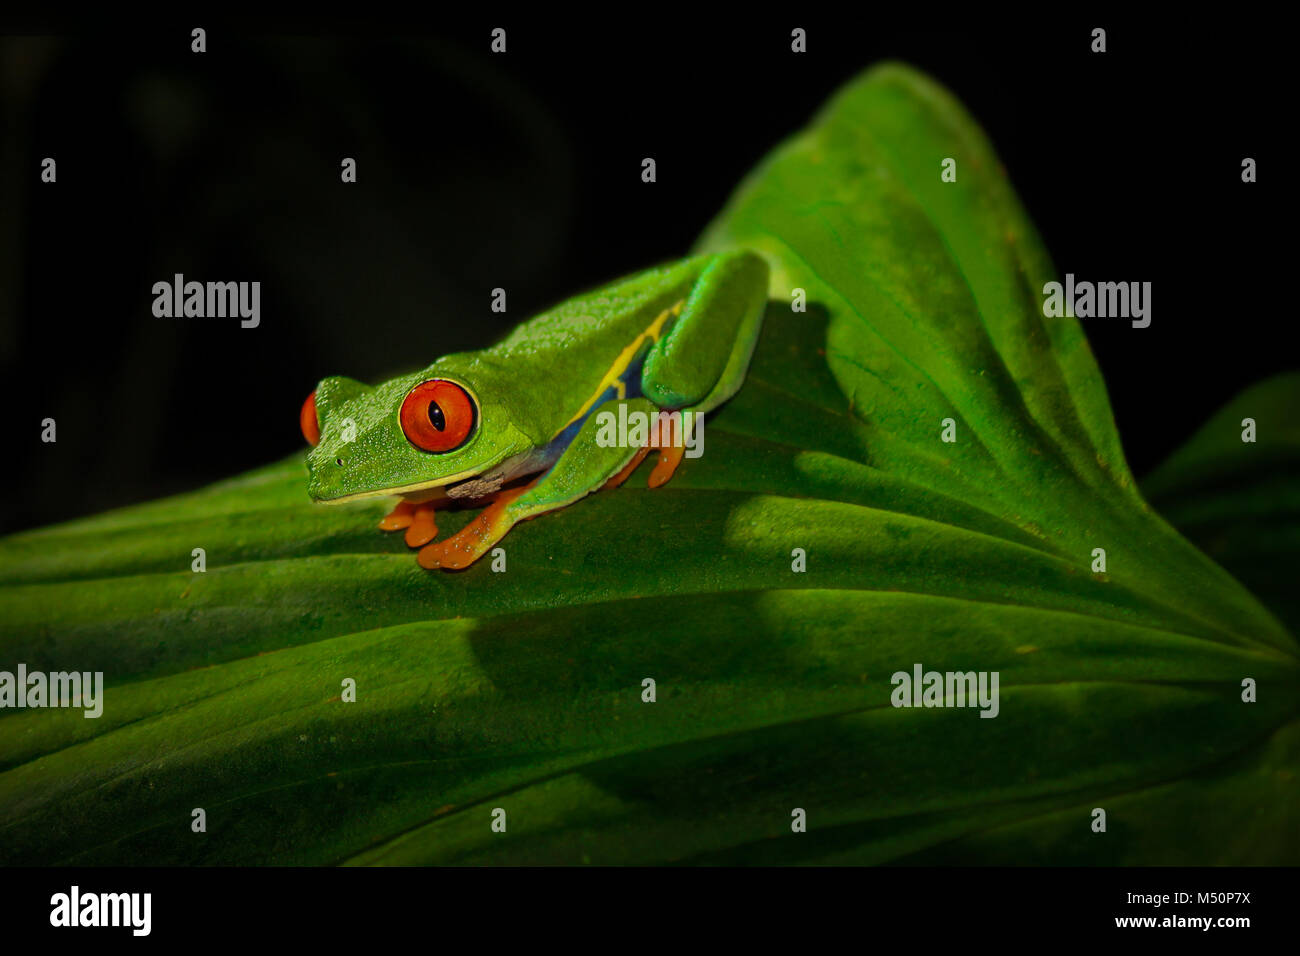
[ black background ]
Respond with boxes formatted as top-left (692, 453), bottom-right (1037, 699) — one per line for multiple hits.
top-left (0, 14), bottom-right (1282, 533)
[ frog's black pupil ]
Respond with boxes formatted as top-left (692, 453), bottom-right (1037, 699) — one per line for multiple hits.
top-left (427, 400), bottom-right (446, 431)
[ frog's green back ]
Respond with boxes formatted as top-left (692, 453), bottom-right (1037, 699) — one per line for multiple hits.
top-left (476, 255), bottom-right (713, 435)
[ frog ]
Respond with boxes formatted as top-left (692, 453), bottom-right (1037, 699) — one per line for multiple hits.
top-left (299, 250), bottom-right (769, 569)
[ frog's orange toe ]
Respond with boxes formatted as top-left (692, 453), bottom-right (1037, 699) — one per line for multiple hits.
top-left (647, 411), bottom-right (687, 487)
top-left (648, 442), bottom-right (684, 488)
top-left (378, 500), bottom-right (416, 531)
top-left (602, 445), bottom-right (651, 491)
top-left (416, 540), bottom-right (460, 570)
top-left (403, 504), bottom-right (439, 548)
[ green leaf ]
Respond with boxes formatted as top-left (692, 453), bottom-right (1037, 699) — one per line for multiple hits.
top-left (1, 62), bottom-right (1296, 865)
top-left (1141, 372), bottom-right (1300, 636)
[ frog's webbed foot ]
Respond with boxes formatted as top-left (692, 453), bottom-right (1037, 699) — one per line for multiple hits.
top-left (378, 499), bottom-right (440, 548)
top-left (602, 410), bottom-right (688, 491)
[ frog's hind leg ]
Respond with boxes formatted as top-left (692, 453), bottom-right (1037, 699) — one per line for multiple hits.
top-left (418, 397), bottom-right (659, 570)
top-left (640, 250), bottom-right (768, 414)
top-left (624, 252), bottom-right (766, 491)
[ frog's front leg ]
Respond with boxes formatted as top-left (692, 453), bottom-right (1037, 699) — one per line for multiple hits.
top-left (417, 397), bottom-right (660, 570)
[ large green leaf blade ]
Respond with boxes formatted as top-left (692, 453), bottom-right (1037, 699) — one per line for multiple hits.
top-left (696, 62), bottom-right (1289, 653)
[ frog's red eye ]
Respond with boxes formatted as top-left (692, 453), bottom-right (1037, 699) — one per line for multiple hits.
top-left (400, 379), bottom-right (475, 452)
top-left (300, 391), bottom-right (321, 446)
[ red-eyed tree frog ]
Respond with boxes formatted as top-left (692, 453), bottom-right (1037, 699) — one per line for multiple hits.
top-left (299, 250), bottom-right (769, 569)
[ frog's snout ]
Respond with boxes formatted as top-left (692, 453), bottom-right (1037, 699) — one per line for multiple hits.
top-left (305, 442), bottom-right (350, 501)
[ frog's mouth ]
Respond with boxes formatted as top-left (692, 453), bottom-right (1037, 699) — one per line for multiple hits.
top-left (310, 447), bottom-right (544, 505)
